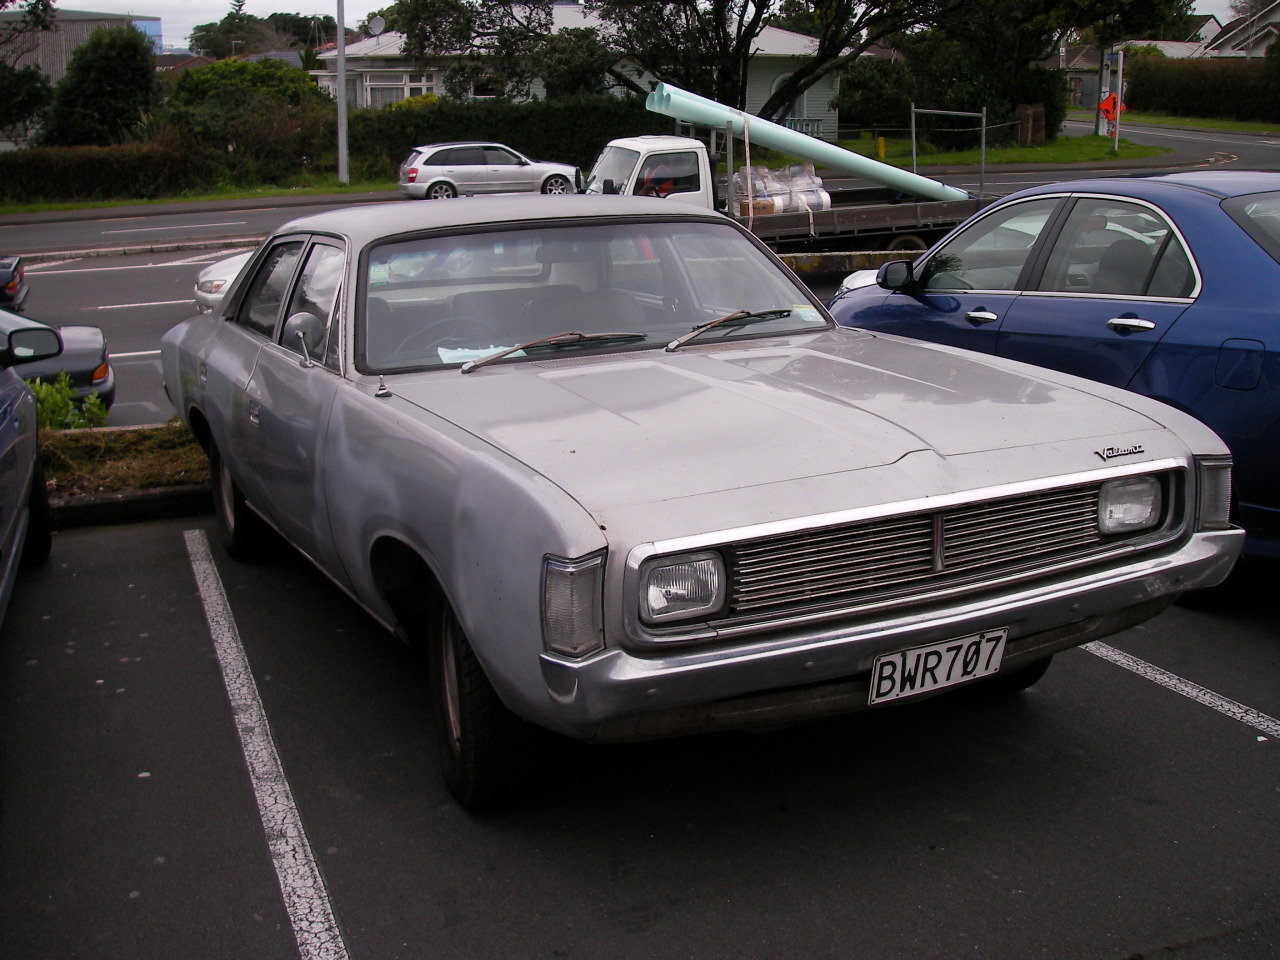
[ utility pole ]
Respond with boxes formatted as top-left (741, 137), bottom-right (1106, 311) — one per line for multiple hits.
top-left (336, 0), bottom-right (348, 184)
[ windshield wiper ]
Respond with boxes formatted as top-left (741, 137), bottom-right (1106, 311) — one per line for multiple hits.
top-left (460, 330), bottom-right (646, 374)
top-left (665, 309), bottom-right (793, 352)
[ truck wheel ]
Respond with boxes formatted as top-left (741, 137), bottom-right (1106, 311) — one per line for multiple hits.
top-left (982, 656), bottom-right (1053, 695)
top-left (428, 604), bottom-right (536, 807)
top-left (209, 443), bottom-right (272, 561)
top-left (541, 175), bottom-right (572, 195)
top-left (20, 459), bottom-right (52, 568)
top-left (887, 234), bottom-right (928, 252)
top-left (426, 181), bottom-right (457, 200)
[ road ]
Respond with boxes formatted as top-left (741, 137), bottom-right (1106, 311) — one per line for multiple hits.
top-left (2, 518), bottom-right (1277, 959)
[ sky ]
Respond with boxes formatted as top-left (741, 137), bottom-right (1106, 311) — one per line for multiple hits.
top-left (67, 0), bottom-right (1240, 53)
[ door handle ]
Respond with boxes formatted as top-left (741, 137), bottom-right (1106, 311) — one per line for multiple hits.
top-left (198, 361), bottom-right (208, 385)
top-left (247, 399), bottom-right (260, 425)
top-left (1107, 317), bottom-right (1157, 333)
top-left (965, 310), bottom-right (999, 325)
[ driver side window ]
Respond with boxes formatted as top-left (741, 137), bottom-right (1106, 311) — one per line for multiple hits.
top-left (235, 241), bottom-right (304, 338)
top-left (281, 242), bottom-right (345, 368)
top-left (922, 198), bottom-right (1059, 292)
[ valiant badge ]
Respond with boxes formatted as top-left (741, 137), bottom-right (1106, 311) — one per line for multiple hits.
top-left (1095, 444), bottom-right (1145, 462)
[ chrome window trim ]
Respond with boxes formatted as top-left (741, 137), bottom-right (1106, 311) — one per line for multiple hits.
top-left (918, 191), bottom-right (1203, 301)
top-left (622, 458), bottom-right (1188, 647)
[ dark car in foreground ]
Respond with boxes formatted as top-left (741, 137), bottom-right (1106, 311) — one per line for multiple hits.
top-left (0, 313), bottom-right (60, 627)
top-left (828, 171), bottom-right (1280, 559)
top-left (163, 195), bottom-right (1240, 805)
top-left (0, 307), bottom-right (115, 410)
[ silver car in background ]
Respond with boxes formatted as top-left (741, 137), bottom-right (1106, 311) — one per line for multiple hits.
top-left (397, 141), bottom-right (577, 200)
top-left (161, 195), bottom-right (1242, 807)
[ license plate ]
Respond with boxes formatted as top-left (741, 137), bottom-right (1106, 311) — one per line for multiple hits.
top-left (869, 628), bottom-right (1008, 705)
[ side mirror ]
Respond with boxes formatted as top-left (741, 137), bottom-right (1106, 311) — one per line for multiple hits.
top-left (283, 312), bottom-right (325, 364)
top-left (877, 260), bottom-right (915, 291)
top-left (5, 326), bottom-right (62, 367)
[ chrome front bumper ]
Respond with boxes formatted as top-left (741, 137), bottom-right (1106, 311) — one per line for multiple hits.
top-left (537, 528), bottom-right (1242, 741)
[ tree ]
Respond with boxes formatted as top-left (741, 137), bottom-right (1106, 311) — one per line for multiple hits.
top-left (0, 0), bottom-right (54, 65)
top-left (540, 27), bottom-right (616, 99)
top-left (39, 25), bottom-right (156, 146)
top-left (0, 60), bottom-right (50, 133)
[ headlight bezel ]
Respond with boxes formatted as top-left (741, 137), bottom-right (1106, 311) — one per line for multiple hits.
top-left (1097, 474), bottom-right (1164, 536)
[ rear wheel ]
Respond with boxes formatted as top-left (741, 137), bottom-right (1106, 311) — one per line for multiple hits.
top-left (19, 459), bottom-right (51, 568)
top-left (426, 181), bottom-right (457, 200)
top-left (427, 604), bottom-right (537, 807)
top-left (541, 175), bottom-right (572, 195)
top-left (209, 443), bottom-right (272, 560)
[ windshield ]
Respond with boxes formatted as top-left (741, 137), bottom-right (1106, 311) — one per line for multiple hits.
top-left (359, 220), bottom-right (829, 373)
top-left (1222, 191), bottom-right (1280, 265)
top-left (583, 146), bottom-right (640, 194)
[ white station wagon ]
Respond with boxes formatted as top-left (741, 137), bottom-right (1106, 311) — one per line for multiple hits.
top-left (161, 195), bottom-right (1242, 805)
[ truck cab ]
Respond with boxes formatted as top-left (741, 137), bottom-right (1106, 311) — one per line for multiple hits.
top-left (583, 135), bottom-right (717, 210)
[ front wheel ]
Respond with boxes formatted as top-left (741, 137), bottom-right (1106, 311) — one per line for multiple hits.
top-left (428, 605), bottom-right (537, 807)
top-left (425, 181), bottom-right (457, 200)
top-left (209, 443), bottom-right (273, 561)
top-left (541, 175), bottom-right (572, 195)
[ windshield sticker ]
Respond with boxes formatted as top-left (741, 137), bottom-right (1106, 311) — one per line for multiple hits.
top-left (792, 305), bottom-right (823, 324)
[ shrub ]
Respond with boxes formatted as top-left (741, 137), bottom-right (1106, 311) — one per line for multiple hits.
top-left (0, 135), bottom-right (216, 203)
top-left (1127, 57), bottom-right (1278, 121)
top-left (28, 373), bottom-right (108, 431)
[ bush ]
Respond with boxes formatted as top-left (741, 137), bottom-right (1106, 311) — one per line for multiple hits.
top-left (1127, 57), bottom-right (1278, 121)
top-left (28, 373), bottom-right (108, 430)
top-left (39, 25), bottom-right (157, 146)
top-left (0, 134), bottom-right (217, 203)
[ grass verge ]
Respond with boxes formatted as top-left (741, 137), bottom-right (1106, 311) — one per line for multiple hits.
top-left (40, 421), bottom-right (207, 498)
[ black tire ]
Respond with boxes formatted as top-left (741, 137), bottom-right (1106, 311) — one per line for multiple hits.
top-left (541, 175), bottom-right (572, 195)
top-left (886, 233), bottom-right (928, 252)
top-left (981, 655), bottom-right (1053, 695)
top-left (209, 443), bottom-right (273, 561)
top-left (425, 181), bottom-right (457, 200)
top-left (427, 604), bottom-right (537, 807)
top-left (19, 459), bottom-right (52, 568)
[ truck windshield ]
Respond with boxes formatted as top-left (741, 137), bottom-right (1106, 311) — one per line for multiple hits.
top-left (583, 146), bottom-right (641, 195)
top-left (360, 219), bottom-right (830, 373)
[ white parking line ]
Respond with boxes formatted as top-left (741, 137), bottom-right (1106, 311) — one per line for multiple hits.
top-left (110, 349), bottom-right (162, 359)
top-left (184, 530), bottom-right (350, 960)
top-left (24, 258), bottom-right (81, 270)
top-left (96, 299), bottom-right (194, 310)
top-left (1084, 641), bottom-right (1280, 740)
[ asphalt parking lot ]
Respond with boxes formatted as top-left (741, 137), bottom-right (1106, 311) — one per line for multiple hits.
top-left (3, 518), bottom-right (1278, 960)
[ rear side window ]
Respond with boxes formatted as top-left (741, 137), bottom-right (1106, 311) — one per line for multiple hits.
top-left (1037, 198), bottom-right (1191, 297)
top-left (433, 147), bottom-right (485, 165)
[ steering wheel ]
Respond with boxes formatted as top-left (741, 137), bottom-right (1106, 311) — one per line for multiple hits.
top-left (392, 317), bottom-right (503, 359)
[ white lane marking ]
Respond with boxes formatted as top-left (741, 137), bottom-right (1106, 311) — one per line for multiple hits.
top-left (24, 258), bottom-right (80, 270)
top-left (31, 252), bottom-right (253, 276)
top-left (96, 299), bottom-right (194, 310)
top-left (184, 530), bottom-right (350, 960)
top-left (1084, 641), bottom-right (1280, 739)
top-left (109, 349), bottom-right (161, 359)
top-left (105, 220), bottom-right (248, 234)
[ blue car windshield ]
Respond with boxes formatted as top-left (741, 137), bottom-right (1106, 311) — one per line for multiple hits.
top-left (359, 219), bottom-right (829, 373)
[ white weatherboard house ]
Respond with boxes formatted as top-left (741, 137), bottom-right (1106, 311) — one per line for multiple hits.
top-left (313, 2), bottom-right (840, 139)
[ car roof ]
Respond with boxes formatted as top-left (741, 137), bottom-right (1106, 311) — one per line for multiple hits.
top-left (413, 141), bottom-right (506, 153)
top-left (1015, 170), bottom-right (1280, 202)
top-left (275, 195), bottom-right (726, 248)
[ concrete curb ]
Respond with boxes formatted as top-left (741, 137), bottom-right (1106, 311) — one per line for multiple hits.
top-left (51, 484), bottom-right (212, 530)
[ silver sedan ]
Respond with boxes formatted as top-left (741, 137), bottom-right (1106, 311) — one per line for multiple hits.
top-left (161, 195), bottom-right (1242, 807)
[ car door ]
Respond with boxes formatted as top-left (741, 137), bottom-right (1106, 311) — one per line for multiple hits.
top-left (866, 197), bottom-right (1063, 353)
top-left (240, 239), bottom-right (346, 574)
top-left (997, 196), bottom-right (1196, 387)
top-left (444, 146), bottom-right (488, 194)
top-left (483, 145), bottom-right (532, 192)
top-left (203, 238), bottom-right (305, 503)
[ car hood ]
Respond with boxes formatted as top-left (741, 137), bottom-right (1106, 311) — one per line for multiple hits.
top-left (388, 330), bottom-right (1168, 512)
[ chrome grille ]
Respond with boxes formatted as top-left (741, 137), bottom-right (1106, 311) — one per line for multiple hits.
top-left (723, 480), bottom-right (1162, 622)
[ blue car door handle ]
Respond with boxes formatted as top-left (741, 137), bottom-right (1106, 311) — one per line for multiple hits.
top-left (965, 310), bottom-right (999, 325)
top-left (1107, 317), bottom-right (1157, 333)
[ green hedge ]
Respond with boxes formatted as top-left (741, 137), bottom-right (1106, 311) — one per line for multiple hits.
top-left (347, 94), bottom-right (670, 178)
top-left (1127, 56), bottom-right (1280, 122)
top-left (0, 94), bottom-right (674, 203)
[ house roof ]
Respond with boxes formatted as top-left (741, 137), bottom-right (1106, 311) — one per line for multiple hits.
top-left (321, 3), bottom-right (824, 61)
top-left (1204, 3), bottom-right (1280, 51)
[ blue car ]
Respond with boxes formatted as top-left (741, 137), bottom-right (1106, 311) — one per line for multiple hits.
top-left (827, 171), bottom-right (1280, 558)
